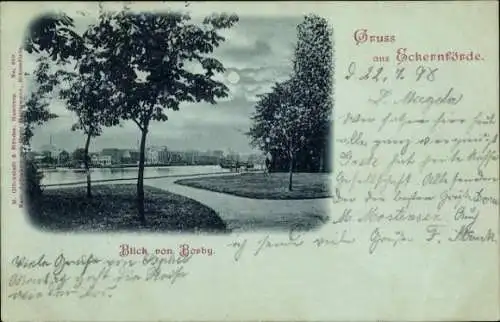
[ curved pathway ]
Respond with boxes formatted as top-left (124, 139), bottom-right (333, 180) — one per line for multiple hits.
top-left (149, 176), bottom-right (331, 233)
top-left (46, 173), bottom-right (331, 233)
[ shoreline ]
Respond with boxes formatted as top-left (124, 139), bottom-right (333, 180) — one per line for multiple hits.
top-left (40, 163), bottom-right (220, 170)
top-left (42, 171), bottom-right (243, 188)
top-left (39, 164), bottom-right (264, 171)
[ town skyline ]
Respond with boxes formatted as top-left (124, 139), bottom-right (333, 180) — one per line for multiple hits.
top-left (32, 131), bottom-right (262, 155)
top-left (35, 139), bottom-right (256, 158)
top-left (32, 141), bottom-right (264, 168)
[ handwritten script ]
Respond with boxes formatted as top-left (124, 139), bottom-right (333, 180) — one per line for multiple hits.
top-left (330, 57), bottom-right (498, 255)
top-left (226, 37), bottom-right (498, 259)
top-left (6, 253), bottom-right (191, 300)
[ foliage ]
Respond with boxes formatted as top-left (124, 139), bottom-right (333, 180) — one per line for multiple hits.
top-left (56, 43), bottom-right (122, 197)
top-left (40, 154), bottom-right (57, 165)
top-left (81, 11), bottom-right (238, 129)
top-left (24, 13), bottom-right (84, 62)
top-left (247, 14), bottom-right (334, 173)
top-left (249, 79), bottom-right (308, 158)
top-left (293, 15), bottom-right (333, 124)
top-left (292, 14), bottom-right (333, 172)
top-left (22, 56), bottom-right (59, 148)
top-left (72, 148), bottom-right (87, 163)
top-left (80, 10), bottom-right (239, 220)
top-left (22, 56), bottom-right (62, 205)
top-left (248, 78), bottom-right (311, 190)
top-left (59, 150), bottom-right (70, 164)
top-left (22, 12), bottom-right (85, 201)
top-left (24, 158), bottom-right (44, 209)
top-left (22, 11), bottom-right (86, 148)
top-left (57, 60), bottom-right (121, 138)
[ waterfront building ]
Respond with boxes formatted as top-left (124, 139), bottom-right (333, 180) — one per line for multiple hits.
top-left (146, 148), bottom-right (160, 165)
top-left (101, 148), bottom-right (124, 164)
top-left (146, 146), bottom-right (169, 165)
top-left (167, 151), bottom-right (184, 164)
top-left (157, 149), bottom-right (170, 164)
top-left (40, 144), bottom-right (60, 159)
top-left (91, 154), bottom-right (112, 166)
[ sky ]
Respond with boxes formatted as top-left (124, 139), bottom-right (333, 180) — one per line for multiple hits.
top-left (27, 13), bottom-right (302, 154)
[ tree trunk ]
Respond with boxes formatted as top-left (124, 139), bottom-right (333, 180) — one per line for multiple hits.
top-left (84, 132), bottom-right (92, 198)
top-left (137, 128), bottom-right (147, 223)
top-left (288, 153), bottom-right (294, 191)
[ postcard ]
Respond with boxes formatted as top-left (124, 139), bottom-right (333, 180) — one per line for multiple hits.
top-left (1, 1), bottom-right (499, 321)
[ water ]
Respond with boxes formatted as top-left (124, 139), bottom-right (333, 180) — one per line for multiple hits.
top-left (41, 165), bottom-right (234, 185)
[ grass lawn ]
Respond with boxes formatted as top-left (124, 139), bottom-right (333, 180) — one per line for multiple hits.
top-left (175, 172), bottom-right (332, 200)
top-left (27, 184), bottom-right (227, 233)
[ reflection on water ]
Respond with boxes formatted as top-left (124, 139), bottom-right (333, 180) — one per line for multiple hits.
top-left (41, 165), bottom-right (233, 185)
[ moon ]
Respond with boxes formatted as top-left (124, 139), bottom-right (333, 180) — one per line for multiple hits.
top-left (226, 71), bottom-right (240, 84)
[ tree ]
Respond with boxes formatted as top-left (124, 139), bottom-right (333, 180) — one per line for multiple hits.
top-left (292, 15), bottom-right (333, 172)
top-left (41, 152), bottom-right (56, 165)
top-left (24, 10), bottom-right (121, 198)
top-left (249, 79), bottom-right (309, 191)
top-left (72, 148), bottom-right (86, 165)
top-left (58, 150), bottom-right (70, 165)
top-left (58, 67), bottom-right (121, 198)
top-left (247, 15), bottom-right (333, 175)
top-left (82, 10), bottom-right (239, 222)
top-left (23, 13), bottom-right (83, 206)
top-left (21, 56), bottom-right (59, 206)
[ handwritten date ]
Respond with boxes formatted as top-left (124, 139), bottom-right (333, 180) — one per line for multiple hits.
top-left (345, 62), bottom-right (438, 83)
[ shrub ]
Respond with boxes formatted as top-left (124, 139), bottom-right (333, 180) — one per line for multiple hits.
top-left (24, 158), bottom-right (44, 203)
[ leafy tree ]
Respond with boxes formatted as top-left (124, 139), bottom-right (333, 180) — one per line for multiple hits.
top-left (23, 13), bottom-right (83, 206)
top-left (82, 10), bottom-right (239, 222)
top-left (24, 10), bottom-right (120, 198)
top-left (249, 79), bottom-right (309, 191)
top-left (247, 15), bottom-right (333, 175)
top-left (58, 66), bottom-right (121, 198)
top-left (72, 148), bottom-right (86, 165)
top-left (22, 56), bottom-right (59, 207)
top-left (41, 153), bottom-right (56, 165)
top-left (58, 150), bottom-right (70, 165)
top-left (292, 14), bottom-right (333, 172)
top-left (25, 158), bottom-right (44, 211)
